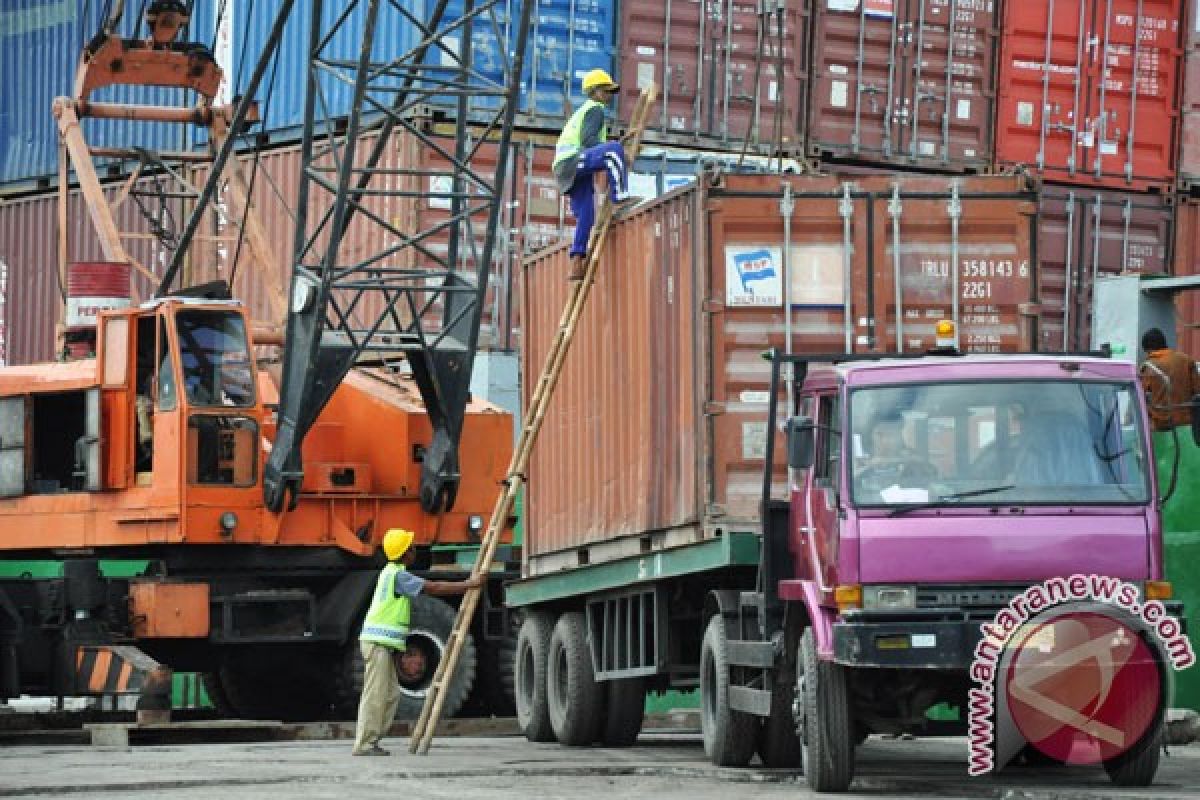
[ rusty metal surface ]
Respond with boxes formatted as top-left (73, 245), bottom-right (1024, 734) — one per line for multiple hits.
top-left (806, 0), bottom-right (998, 172)
top-left (617, 0), bottom-right (809, 150)
top-left (0, 127), bottom-right (571, 364)
top-left (1173, 200), bottom-right (1200, 356)
top-left (1181, 6), bottom-right (1200, 191)
top-left (0, 177), bottom-right (184, 365)
top-left (995, 0), bottom-right (1184, 191)
top-left (1037, 186), bottom-right (1176, 351)
top-left (521, 171), bottom-right (1039, 563)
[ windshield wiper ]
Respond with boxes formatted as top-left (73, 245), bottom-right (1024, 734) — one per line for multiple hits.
top-left (886, 484), bottom-right (1016, 517)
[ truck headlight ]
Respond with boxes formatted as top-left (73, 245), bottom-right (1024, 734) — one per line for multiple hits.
top-left (864, 585), bottom-right (917, 610)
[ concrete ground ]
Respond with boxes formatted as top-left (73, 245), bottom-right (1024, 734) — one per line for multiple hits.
top-left (2, 731), bottom-right (1199, 799)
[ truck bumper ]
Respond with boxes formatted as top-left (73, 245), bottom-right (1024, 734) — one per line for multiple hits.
top-left (833, 613), bottom-right (978, 669)
top-left (833, 602), bottom-right (1187, 670)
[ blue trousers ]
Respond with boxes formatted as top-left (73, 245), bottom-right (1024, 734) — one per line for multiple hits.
top-left (566, 141), bottom-right (629, 257)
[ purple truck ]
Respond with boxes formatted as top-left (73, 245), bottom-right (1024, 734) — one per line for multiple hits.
top-left (759, 350), bottom-right (1183, 790)
top-left (508, 345), bottom-right (1190, 793)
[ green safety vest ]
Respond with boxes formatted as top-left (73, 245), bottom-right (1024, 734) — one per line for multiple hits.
top-left (359, 562), bottom-right (412, 650)
top-left (554, 98), bottom-right (608, 169)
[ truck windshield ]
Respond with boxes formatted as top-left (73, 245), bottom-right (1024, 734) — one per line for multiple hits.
top-left (176, 310), bottom-right (255, 408)
top-left (848, 380), bottom-right (1149, 508)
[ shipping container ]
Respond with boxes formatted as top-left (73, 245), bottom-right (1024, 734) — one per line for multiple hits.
top-left (806, 0), bottom-right (1000, 173)
top-left (519, 172), bottom-right (1037, 569)
top-left (1173, 199), bottom-right (1200, 354)
top-left (617, 0), bottom-right (809, 149)
top-left (1177, 0), bottom-right (1200, 191)
top-left (0, 2), bottom-right (201, 188)
top-left (995, 0), bottom-right (1185, 191)
top-left (1037, 186), bottom-right (1176, 351)
top-left (199, 0), bottom-right (616, 138)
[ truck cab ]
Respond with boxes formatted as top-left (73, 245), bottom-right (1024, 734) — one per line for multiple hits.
top-left (778, 352), bottom-right (1178, 789)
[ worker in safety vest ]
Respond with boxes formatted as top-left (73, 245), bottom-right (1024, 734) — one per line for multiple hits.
top-left (351, 528), bottom-right (481, 756)
top-left (1139, 327), bottom-right (1200, 432)
top-left (553, 68), bottom-right (639, 281)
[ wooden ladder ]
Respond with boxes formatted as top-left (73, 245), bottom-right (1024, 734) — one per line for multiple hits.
top-left (408, 82), bottom-right (659, 755)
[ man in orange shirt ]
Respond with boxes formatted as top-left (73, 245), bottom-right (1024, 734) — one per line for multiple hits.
top-left (1139, 327), bottom-right (1200, 431)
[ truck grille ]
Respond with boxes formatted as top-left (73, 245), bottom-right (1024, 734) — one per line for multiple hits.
top-left (916, 585), bottom-right (1028, 622)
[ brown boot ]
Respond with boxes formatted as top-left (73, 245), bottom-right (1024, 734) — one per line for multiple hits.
top-left (567, 254), bottom-right (587, 282)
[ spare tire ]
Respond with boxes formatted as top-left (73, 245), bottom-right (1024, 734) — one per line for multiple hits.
top-left (330, 593), bottom-right (477, 721)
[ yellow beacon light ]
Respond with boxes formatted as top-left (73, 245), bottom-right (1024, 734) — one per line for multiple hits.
top-left (934, 319), bottom-right (958, 351)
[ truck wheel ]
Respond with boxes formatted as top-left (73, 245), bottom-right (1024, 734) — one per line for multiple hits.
top-left (1103, 723), bottom-right (1162, 786)
top-left (331, 594), bottom-right (477, 721)
top-left (514, 609), bottom-right (556, 742)
top-left (700, 615), bottom-right (757, 767)
top-left (757, 670), bottom-right (803, 768)
top-left (600, 677), bottom-right (645, 746)
top-left (546, 611), bottom-right (602, 745)
top-left (210, 650), bottom-right (333, 721)
top-left (798, 627), bottom-right (855, 791)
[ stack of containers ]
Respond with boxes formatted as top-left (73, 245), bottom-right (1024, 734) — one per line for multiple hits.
top-left (4, 0), bottom-right (1197, 359)
top-left (1176, 0), bottom-right (1200, 356)
top-left (995, 0), bottom-right (1186, 351)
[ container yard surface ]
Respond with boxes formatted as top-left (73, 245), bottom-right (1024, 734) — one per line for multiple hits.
top-left (2, 733), bottom-right (1198, 799)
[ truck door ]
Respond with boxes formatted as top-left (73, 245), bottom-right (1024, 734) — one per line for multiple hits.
top-left (804, 392), bottom-right (842, 593)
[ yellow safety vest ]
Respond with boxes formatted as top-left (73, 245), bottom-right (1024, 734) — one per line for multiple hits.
top-left (359, 562), bottom-right (412, 650)
top-left (554, 98), bottom-right (608, 169)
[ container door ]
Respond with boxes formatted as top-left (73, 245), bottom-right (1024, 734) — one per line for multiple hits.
top-left (898, 0), bottom-right (997, 169)
top-left (0, 396), bottom-right (26, 497)
top-left (996, 0), bottom-right (1093, 177)
top-left (1081, 0), bottom-right (1182, 188)
top-left (808, 0), bottom-right (906, 161)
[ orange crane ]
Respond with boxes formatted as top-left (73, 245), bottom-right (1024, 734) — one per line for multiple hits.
top-left (0, 0), bottom-right (532, 720)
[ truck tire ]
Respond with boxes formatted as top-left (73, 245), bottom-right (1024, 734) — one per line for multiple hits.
top-left (700, 615), bottom-right (757, 767)
top-left (600, 677), bottom-right (645, 747)
top-left (330, 594), bottom-right (477, 721)
top-left (514, 609), bottom-right (556, 742)
top-left (546, 611), bottom-right (602, 746)
top-left (757, 670), bottom-right (803, 768)
top-left (209, 649), bottom-right (334, 721)
top-left (461, 614), bottom-right (518, 718)
top-left (797, 627), bottom-right (855, 791)
top-left (1103, 723), bottom-right (1162, 786)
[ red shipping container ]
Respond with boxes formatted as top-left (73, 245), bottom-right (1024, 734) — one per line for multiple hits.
top-left (617, 0), bottom-right (810, 149)
top-left (995, 0), bottom-right (1185, 191)
top-left (521, 173), bottom-right (1038, 568)
top-left (1036, 186), bottom-right (1176, 352)
top-left (807, 0), bottom-right (1000, 173)
top-left (1176, 0), bottom-right (1200, 189)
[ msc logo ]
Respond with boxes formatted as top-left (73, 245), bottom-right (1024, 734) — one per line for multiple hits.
top-left (732, 248), bottom-right (777, 294)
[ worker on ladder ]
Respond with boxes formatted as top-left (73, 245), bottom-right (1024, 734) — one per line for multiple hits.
top-left (553, 68), bottom-right (639, 281)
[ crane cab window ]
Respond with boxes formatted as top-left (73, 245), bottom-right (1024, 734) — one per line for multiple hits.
top-left (176, 311), bottom-right (255, 408)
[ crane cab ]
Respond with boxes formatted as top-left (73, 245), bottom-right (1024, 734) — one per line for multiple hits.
top-left (0, 300), bottom-right (265, 551)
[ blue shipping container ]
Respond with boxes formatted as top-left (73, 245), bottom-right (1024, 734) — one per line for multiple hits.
top-left (0, 1), bottom-right (201, 187)
top-left (213, 0), bottom-right (616, 137)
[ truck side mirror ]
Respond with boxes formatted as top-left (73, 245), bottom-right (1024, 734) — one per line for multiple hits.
top-left (1192, 395), bottom-right (1200, 448)
top-left (787, 416), bottom-right (815, 469)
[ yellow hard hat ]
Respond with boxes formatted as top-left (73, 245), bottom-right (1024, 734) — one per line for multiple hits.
top-left (382, 528), bottom-right (415, 561)
top-left (581, 68), bottom-right (619, 94)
